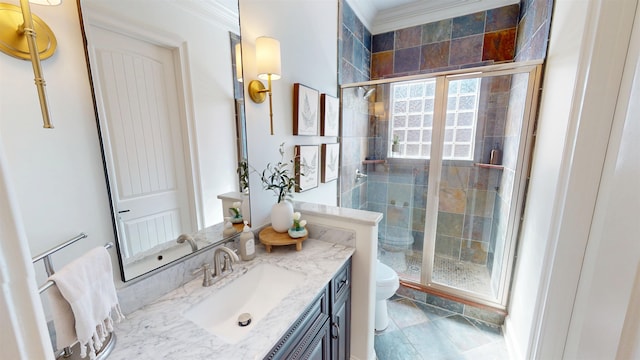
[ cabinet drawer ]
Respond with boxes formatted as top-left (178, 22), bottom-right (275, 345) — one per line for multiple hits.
top-left (330, 258), bottom-right (351, 305)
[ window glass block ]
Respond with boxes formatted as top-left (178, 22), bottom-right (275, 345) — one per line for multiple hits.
top-left (458, 112), bottom-right (474, 126)
top-left (394, 100), bottom-right (408, 113)
top-left (406, 144), bottom-right (420, 156)
top-left (456, 128), bottom-right (473, 142)
top-left (421, 144), bottom-right (431, 157)
top-left (424, 98), bottom-right (434, 112)
top-left (446, 113), bottom-right (455, 126)
top-left (393, 116), bottom-right (407, 127)
top-left (422, 129), bottom-right (432, 141)
top-left (407, 129), bottom-right (421, 141)
top-left (409, 99), bottom-right (423, 112)
top-left (443, 144), bottom-right (453, 158)
top-left (448, 81), bottom-right (459, 95)
top-left (423, 114), bottom-right (433, 127)
top-left (408, 115), bottom-right (422, 127)
top-left (447, 96), bottom-right (457, 109)
top-left (459, 95), bottom-right (476, 110)
top-left (394, 85), bottom-right (408, 99)
top-left (410, 83), bottom-right (424, 97)
top-left (454, 144), bottom-right (471, 158)
top-left (460, 79), bottom-right (478, 93)
top-left (444, 129), bottom-right (454, 141)
top-left (425, 82), bottom-right (436, 96)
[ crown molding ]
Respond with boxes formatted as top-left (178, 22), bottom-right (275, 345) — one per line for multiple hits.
top-left (350, 0), bottom-right (519, 35)
top-left (173, 0), bottom-right (240, 34)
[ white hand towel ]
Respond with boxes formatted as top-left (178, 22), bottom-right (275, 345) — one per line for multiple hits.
top-left (47, 246), bottom-right (125, 359)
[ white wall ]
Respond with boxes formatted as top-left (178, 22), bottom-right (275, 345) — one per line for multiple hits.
top-left (0, 1), bottom-right (117, 287)
top-left (239, 0), bottom-right (339, 228)
top-left (504, 0), bottom-right (639, 358)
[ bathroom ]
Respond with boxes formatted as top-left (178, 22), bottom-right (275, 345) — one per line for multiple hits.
top-left (1, 0), bottom-right (639, 359)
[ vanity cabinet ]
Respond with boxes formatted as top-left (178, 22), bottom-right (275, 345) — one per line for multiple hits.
top-left (265, 258), bottom-right (351, 360)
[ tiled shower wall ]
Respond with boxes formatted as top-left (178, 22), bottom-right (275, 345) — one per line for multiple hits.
top-left (339, 0), bottom-right (372, 209)
top-left (515, 0), bottom-right (553, 61)
top-left (371, 4), bottom-right (520, 79)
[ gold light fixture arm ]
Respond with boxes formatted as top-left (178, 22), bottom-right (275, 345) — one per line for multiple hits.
top-left (0, 1), bottom-right (56, 128)
top-left (19, 0), bottom-right (52, 128)
top-left (248, 76), bottom-right (275, 135)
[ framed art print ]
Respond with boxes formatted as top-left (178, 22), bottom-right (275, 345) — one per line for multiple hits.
top-left (321, 143), bottom-right (339, 183)
top-left (295, 145), bottom-right (319, 192)
top-left (320, 94), bottom-right (339, 136)
top-left (293, 83), bottom-right (319, 135)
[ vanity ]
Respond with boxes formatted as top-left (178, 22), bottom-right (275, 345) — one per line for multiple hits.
top-left (108, 237), bottom-right (353, 360)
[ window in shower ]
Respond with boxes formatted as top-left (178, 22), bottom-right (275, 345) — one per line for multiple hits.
top-left (389, 78), bottom-right (479, 160)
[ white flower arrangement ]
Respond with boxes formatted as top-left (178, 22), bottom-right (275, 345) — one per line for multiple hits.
top-left (291, 212), bottom-right (307, 231)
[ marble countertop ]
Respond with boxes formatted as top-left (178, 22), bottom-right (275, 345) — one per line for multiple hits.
top-left (109, 238), bottom-right (354, 360)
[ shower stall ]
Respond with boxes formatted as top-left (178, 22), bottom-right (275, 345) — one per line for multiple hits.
top-left (339, 62), bottom-right (542, 308)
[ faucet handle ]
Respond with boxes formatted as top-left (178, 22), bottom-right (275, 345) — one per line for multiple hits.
top-left (193, 263), bottom-right (213, 287)
top-left (221, 254), bottom-right (234, 273)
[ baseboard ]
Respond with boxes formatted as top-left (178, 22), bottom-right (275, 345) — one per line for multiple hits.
top-left (503, 315), bottom-right (525, 360)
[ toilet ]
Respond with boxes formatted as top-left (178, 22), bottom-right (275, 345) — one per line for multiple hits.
top-left (375, 260), bottom-right (400, 331)
top-left (378, 226), bottom-right (414, 271)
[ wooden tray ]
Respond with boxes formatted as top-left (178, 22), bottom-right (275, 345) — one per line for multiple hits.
top-left (259, 226), bottom-right (307, 253)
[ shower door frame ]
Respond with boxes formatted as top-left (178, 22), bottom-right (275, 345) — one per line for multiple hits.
top-left (340, 61), bottom-right (543, 309)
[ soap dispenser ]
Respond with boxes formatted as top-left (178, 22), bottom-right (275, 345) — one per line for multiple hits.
top-left (223, 217), bottom-right (238, 237)
top-left (239, 221), bottom-right (256, 261)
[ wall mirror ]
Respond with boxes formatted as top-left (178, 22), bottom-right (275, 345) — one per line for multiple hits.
top-left (78, 0), bottom-right (248, 281)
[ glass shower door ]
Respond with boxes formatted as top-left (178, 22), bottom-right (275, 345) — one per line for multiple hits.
top-left (340, 63), bottom-right (542, 308)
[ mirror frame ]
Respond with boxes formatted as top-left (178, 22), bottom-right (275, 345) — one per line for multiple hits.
top-left (76, 0), bottom-right (249, 282)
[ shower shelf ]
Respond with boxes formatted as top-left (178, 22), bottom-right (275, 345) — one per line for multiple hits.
top-left (474, 163), bottom-right (504, 170)
top-left (362, 159), bottom-right (386, 164)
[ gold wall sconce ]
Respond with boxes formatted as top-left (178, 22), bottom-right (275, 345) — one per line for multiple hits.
top-left (248, 36), bottom-right (281, 135)
top-left (0, 0), bottom-right (59, 128)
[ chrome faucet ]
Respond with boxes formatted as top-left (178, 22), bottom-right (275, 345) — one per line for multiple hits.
top-left (212, 246), bottom-right (240, 279)
top-left (177, 234), bottom-right (198, 253)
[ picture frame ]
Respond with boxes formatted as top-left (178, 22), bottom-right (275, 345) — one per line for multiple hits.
top-left (295, 145), bottom-right (319, 192)
top-left (293, 83), bottom-right (319, 136)
top-left (321, 143), bottom-right (340, 183)
top-left (320, 94), bottom-right (339, 136)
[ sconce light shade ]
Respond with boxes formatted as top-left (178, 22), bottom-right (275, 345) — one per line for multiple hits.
top-left (256, 36), bottom-right (281, 80)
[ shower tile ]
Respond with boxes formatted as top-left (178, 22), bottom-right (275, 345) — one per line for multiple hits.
top-left (413, 185), bottom-right (428, 209)
top-left (394, 46), bottom-right (421, 73)
top-left (388, 183), bottom-right (413, 204)
top-left (440, 166), bottom-right (470, 189)
top-left (373, 31), bottom-right (395, 52)
top-left (466, 190), bottom-right (496, 217)
top-left (463, 215), bottom-right (492, 242)
top-left (353, 41), bottom-right (365, 69)
top-left (368, 181), bottom-right (389, 204)
top-left (372, 51), bottom-right (394, 79)
top-left (434, 234), bottom-right (461, 259)
top-left (483, 29), bottom-right (516, 62)
top-left (422, 19), bottom-right (452, 44)
top-left (386, 205), bottom-right (411, 229)
top-left (412, 208), bottom-right (426, 232)
top-left (395, 25), bottom-right (422, 49)
top-left (449, 35), bottom-right (483, 65)
top-left (486, 4), bottom-right (520, 32)
top-left (396, 285), bottom-right (428, 303)
top-left (437, 211), bottom-right (464, 238)
top-left (420, 41), bottom-right (450, 71)
top-left (468, 167), bottom-right (500, 191)
top-left (452, 12), bottom-right (486, 39)
top-left (460, 239), bottom-right (488, 265)
top-left (412, 230), bottom-right (425, 251)
top-left (342, 26), bottom-right (354, 63)
top-left (438, 188), bottom-right (466, 214)
top-left (364, 27), bottom-right (372, 50)
top-left (414, 301), bottom-right (456, 320)
top-left (425, 294), bottom-right (465, 314)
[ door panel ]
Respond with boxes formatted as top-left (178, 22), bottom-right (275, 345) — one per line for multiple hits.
top-left (90, 25), bottom-right (193, 261)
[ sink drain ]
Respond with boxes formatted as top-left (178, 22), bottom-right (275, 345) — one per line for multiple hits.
top-left (237, 313), bottom-right (252, 327)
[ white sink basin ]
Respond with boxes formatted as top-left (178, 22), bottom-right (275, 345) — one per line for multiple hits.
top-left (183, 263), bottom-right (305, 343)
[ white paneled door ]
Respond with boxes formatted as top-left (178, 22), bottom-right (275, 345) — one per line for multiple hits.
top-left (88, 25), bottom-right (194, 260)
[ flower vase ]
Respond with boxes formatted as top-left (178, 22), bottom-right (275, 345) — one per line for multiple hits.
top-left (288, 227), bottom-right (308, 238)
top-left (271, 201), bottom-right (293, 233)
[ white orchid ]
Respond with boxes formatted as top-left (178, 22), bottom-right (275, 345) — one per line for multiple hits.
top-left (292, 212), bottom-right (306, 231)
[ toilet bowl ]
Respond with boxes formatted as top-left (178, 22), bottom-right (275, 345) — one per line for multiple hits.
top-left (375, 260), bottom-right (400, 331)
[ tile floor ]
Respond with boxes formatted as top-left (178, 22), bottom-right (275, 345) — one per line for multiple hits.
top-left (374, 295), bottom-right (509, 360)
